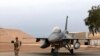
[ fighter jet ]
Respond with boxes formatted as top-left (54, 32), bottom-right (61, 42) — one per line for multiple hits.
top-left (36, 16), bottom-right (90, 56)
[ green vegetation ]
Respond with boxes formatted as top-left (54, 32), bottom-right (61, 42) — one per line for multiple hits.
top-left (84, 5), bottom-right (100, 36)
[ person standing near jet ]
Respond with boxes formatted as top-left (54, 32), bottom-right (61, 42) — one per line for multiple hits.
top-left (13, 37), bottom-right (22, 56)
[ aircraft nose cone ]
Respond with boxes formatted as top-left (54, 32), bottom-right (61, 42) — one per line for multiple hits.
top-left (48, 36), bottom-right (59, 42)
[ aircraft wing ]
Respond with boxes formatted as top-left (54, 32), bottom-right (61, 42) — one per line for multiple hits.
top-left (62, 38), bottom-right (91, 45)
top-left (36, 38), bottom-right (48, 42)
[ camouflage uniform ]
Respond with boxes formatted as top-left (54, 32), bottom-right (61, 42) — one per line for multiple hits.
top-left (14, 38), bottom-right (21, 56)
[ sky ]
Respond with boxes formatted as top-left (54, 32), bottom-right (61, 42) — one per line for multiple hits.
top-left (0, 0), bottom-right (100, 37)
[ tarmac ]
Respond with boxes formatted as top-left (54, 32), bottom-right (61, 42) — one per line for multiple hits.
top-left (1, 44), bottom-right (100, 56)
top-left (1, 47), bottom-right (100, 56)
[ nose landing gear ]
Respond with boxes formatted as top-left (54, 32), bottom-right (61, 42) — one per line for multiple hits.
top-left (51, 48), bottom-right (59, 56)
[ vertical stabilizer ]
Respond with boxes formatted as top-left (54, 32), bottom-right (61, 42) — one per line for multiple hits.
top-left (65, 16), bottom-right (68, 31)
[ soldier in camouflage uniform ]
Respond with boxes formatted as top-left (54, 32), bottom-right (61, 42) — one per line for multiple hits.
top-left (14, 37), bottom-right (22, 56)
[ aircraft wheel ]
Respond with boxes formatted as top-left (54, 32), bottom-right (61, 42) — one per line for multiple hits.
top-left (51, 48), bottom-right (55, 53)
top-left (51, 48), bottom-right (58, 56)
top-left (52, 52), bottom-right (58, 56)
top-left (70, 49), bottom-right (74, 54)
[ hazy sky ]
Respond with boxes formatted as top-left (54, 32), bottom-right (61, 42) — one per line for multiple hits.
top-left (0, 0), bottom-right (100, 37)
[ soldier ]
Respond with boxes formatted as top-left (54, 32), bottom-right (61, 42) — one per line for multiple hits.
top-left (13, 37), bottom-right (22, 56)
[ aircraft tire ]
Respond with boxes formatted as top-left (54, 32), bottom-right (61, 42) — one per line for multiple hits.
top-left (52, 52), bottom-right (58, 56)
top-left (51, 48), bottom-right (54, 53)
top-left (51, 48), bottom-right (58, 56)
top-left (70, 49), bottom-right (74, 54)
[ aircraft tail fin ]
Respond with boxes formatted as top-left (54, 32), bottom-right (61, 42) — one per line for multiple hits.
top-left (64, 16), bottom-right (69, 34)
top-left (65, 16), bottom-right (68, 31)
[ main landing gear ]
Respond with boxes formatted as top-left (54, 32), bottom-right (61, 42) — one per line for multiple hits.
top-left (50, 42), bottom-right (75, 56)
top-left (51, 48), bottom-right (74, 56)
top-left (69, 49), bottom-right (74, 54)
top-left (51, 47), bottom-right (74, 56)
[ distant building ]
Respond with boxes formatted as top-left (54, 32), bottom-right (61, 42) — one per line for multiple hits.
top-left (69, 32), bottom-right (100, 46)
top-left (89, 33), bottom-right (100, 46)
top-left (69, 32), bottom-right (87, 44)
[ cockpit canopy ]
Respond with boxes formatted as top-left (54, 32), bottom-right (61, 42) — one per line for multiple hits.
top-left (52, 26), bottom-right (61, 33)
